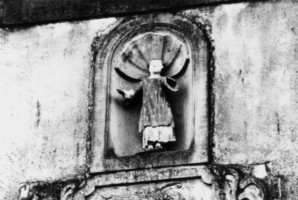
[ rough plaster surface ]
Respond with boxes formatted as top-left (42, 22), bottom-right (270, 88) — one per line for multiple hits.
top-left (1, 0), bottom-right (298, 199)
top-left (208, 2), bottom-right (298, 198)
top-left (211, 1), bottom-right (298, 168)
top-left (0, 18), bottom-right (116, 199)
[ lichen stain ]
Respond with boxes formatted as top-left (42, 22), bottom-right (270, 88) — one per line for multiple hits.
top-left (215, 12), bottom-right (228, 33)
top-left (64, 23), bottom-right (89, 57)
top-left (76, 143), bottom-right (80, 158)
top-left (35, 101), bottom-right (41, 127)
top-left (275, 112), bottom-right (281, 135)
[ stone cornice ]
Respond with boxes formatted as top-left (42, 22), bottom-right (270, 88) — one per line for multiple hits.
top-left (2, 0), bottom-right (269, 26)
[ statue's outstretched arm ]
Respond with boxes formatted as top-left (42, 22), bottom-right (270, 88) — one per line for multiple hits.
top-left (164, 77), bottom-right (179, 92)
top-left (170, 58), bottom-right (190, 79)
top-left (115, 67), bottom-right (144, 82)
top-left (117, 89), bottom-right (136, 99)
top-left (117, 81), bottom-right (143, 99)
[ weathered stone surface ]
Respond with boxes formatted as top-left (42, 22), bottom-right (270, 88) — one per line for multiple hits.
top-left (0, 18), bottom-right (117, 200)
top-left (206, 2), bottom-right (298, 198)
top-left (86, 179), bottom-right (212, 200)
top-left (210, 1), bottom-right (298, 166)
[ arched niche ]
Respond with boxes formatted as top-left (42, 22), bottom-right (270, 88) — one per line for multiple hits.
top-left (110, 32), bottom-right (191, 156)
top-left (90, 14), bottom-right (211, 173)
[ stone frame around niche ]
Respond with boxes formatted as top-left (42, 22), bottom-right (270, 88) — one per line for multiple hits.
top-left (89, 13), bottom-right (212, 173)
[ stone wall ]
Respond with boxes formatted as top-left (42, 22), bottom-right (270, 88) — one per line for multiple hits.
top-left (0, 0), bottom-right (298, 199)
top-left (0, 18), bottom-right (117, 199)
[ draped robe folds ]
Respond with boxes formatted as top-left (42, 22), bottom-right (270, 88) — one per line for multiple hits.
top-left (131, 77), bottom-right (178, 147)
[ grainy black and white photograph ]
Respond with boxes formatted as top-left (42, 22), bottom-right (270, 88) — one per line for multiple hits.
top-left (0, 0), bottom-right (296, 199)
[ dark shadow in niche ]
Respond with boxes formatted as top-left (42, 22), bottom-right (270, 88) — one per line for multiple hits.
top-left (164, 80), bottom-right (189, 151)
top-left (105, 91), bottom-right (143, 158)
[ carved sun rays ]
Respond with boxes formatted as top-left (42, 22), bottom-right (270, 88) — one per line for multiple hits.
top-left (115, 33), bottom-right (189, 82)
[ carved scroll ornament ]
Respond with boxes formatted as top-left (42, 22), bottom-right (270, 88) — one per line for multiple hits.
top-left (212, 166), bottom-right (266, 200)
top-left (18, 165), bottom-right (278, 200)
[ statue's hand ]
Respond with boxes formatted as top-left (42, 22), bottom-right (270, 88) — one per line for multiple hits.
top-left (117, 89), bottom-right (126, 96)
top-left (125, 90), bottom-right (135, 98)
top-left (19, 184), bottom-right (30, 200)
top-left (117, 89), bottom-right (135, 99)
top-left (19, 184), bottom-right (37, 200)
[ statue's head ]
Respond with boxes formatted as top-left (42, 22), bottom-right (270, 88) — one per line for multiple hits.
top-left (149, 60), bottom-right (164, 75)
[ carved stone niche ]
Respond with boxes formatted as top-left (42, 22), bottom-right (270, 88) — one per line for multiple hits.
top-left (90, 13), bottom-right (210, 173)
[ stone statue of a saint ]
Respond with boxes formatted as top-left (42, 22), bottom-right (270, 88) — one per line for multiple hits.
top-left (115, 34), bottom-right (189, 151)
top-left (118, 60), bottom-right (179, 150)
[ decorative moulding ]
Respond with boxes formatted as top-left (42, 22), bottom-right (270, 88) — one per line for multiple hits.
top-left (18, 164), bottom-right (281, 200)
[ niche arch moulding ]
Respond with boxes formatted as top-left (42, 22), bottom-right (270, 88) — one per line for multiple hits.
top-left (89, 13), bottom-right (211, 173)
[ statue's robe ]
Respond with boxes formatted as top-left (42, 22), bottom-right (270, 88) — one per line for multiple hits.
top-left (134, 77), bottom-right (178, 147)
